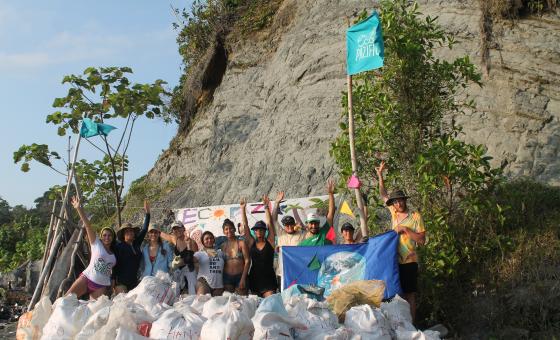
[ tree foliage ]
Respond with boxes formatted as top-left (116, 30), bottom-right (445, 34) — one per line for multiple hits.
top-left (0, 197), bottom-right (48, 272)
top-left (14, 67), bottom-right (168, 226)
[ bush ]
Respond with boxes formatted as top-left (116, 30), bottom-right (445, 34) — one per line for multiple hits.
top-left (170, 0), bottom-right (282, 118)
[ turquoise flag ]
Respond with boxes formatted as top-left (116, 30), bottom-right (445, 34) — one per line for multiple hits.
top-left (80, 118), bottom-right (117, 138)
top-left (346, 12), bottom-right (384, 75)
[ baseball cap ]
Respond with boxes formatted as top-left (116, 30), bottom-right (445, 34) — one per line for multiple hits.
top-left (251, 220), bottom-right (267, 230)
top-left (305, 213), bottom-right (320, 223)
top-left (340, 222), bottom-right (355, 232)
top-left (281, 215), bottom-right (296, 226)
top-left (171, 221), bottom-right (184, 229)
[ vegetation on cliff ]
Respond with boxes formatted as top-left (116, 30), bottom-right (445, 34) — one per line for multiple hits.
top-left (331, 0), bottom-right (559, 335)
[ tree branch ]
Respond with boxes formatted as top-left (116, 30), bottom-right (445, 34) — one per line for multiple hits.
top-left (115, 114), bottom-right (132, 155)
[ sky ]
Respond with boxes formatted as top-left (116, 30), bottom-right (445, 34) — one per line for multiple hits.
top-left (0, 0), bottom-right (193, 207)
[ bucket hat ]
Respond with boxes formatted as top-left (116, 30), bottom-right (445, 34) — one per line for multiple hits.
top-left (386, 190), bottom-right (410, 206)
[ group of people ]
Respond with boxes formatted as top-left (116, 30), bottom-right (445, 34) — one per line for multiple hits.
top-left (67, 161), bottom-right (426, 320)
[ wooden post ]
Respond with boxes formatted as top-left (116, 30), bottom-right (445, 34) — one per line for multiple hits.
top-left (28, 135), bottom-right (82, 311)
top-left (41, 199), bottom-right (58, 265)
top-left (347, 74), bottom-right (369, 239)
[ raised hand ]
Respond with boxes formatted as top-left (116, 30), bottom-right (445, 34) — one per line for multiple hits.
top-left (275, 191), bottom-right (285, 203)
top-left (144, 200), bottom-right (150, 214)
top-left (240, 197), bottom-right (247, 209)
top-left (375, 160), bottom-right (387, 178)
top-left (71, 196), bottom-right (81, 210)
top-left (262, 194), bottom-right (271, 207)
top-left (327, 178), bottom-right (336, 195)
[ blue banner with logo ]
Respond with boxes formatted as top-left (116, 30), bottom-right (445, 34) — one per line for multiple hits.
top-left (282, 231), bottom-right (401, 299)
top-left (346, 12), bottom-right (384, 75)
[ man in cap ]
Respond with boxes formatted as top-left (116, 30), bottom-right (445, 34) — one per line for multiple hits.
top-left (340, 222), bottom-right (357, 244)
top-left (298, 178), bottom-right (336, 246)
top-left (376, 160), bottom-right (425, 322)
top-left (271, 191), bottom-right (307, 284)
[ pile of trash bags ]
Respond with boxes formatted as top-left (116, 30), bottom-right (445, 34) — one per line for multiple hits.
top-left (16, 273), bottom-right (441, 340)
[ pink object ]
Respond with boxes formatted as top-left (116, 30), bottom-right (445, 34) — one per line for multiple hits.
top-left (347, 174), bottom-right (361, 189)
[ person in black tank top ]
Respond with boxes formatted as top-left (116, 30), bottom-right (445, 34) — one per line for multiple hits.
top-left (240, 195), bottom-right (278, 297)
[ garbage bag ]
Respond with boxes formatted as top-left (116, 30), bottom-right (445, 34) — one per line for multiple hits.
top-left (285, 296), bottom-right (338, 339)
top-left (150, 309), bottom-right (206, 340)
top-left (127, 273), bottom-right (177, 318)
top-left (92, 301), bottom-right (154, 339)
top-left (200, 297), bottom-right (254, 340)
top-left (344, 304), bottom-right (391, 340)
top-left (116, 326), bottom-right (150, 340)
top-left (17, 296), bottom-right (52, 340)
top-left (396, 327), bottom-right (440, 340)
top-left (75, 306), bottom-right (111, 340)
top-left (326, 280), bottom-right (385, 322)
top-left (380, 295), bottom-right (415, 332)
top-left (252, 294), bottom-right (306, 339)
top-left (41, 294), bottom-right (90, 340)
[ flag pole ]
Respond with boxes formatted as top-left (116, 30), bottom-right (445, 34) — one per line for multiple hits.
top-left (346, 74), bottom-right (369, 239)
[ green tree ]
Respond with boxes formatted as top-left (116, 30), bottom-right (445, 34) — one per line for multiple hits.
top-left (14, 67), bottom-right (168, 227)
top-left (330, 0), bottom-right (503, 323)
top-left (0, 197), bottom-right (11, 226)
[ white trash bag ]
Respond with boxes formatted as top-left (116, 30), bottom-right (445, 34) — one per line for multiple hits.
top-left (127, 273), bottom-right (177, 318)
top-left (189, 294), bottom-right (212, 315)
top-left (285, 296), bottom-right (338, 339)
top-left (17, 295), bottom-right (52, 340)
top-left (344, 304), bottom-right (391, 340)
top-left (200, 297), bottom-right (254, 340)
top-left (201, 295), bottom-right (230, 319)
top-left (252, 294), bottom-right (306, 340)
top-left (150, 309), bottom-right (206, 340)
top-left (41, 294), bottom-right (91, 340)
top-left (75, 306), bottom-right (111, 340)
top-left (92, 301), bottom-right (154, 339)
top-left (116, 326), bottom-right (150, 340)
top-left (380, 295), bottom-right (416, 332)
top-left (396, 328), bottom-right (440, 340)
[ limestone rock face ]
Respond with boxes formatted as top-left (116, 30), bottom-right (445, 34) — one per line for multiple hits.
top-left (147, 0), bottom-right (559, 209)
top-left (419, 0), bottom-right (560, 185)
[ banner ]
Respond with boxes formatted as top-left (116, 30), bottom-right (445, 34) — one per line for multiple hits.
top-left (346, 12), bottom-right (384, 75)
top-left (175, 195), bottom-right (352, 248)
top-left (282, 231), bottom-right (401, 299)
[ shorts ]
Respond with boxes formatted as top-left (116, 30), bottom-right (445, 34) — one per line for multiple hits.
top-left (398, 262), bottom-right (418, 294)
top-left (80, 273), bottom-right (109, 294)
top-left (223, 272), bottom-right (242, 287)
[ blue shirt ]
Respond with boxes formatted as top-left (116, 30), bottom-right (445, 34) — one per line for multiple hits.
top-left (140, 241), bottom-right (173, 278)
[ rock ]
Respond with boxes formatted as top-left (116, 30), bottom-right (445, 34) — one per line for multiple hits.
top-left (25, 260), bottom-right (42, 295)
top-left (141, 0), bottom-right (559, 214)
top-left (0, 262), bottom-right (27, 290)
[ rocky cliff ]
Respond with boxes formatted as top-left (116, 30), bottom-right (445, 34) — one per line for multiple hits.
top-left (146, 0), bottom-right (559, 209)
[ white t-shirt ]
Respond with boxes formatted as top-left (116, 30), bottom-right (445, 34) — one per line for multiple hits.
top-left (194, 249), bottom-right (225, 289)
top-left (82, 237), bottom-right (116, 286)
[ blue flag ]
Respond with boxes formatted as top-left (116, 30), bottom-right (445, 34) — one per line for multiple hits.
top-left (282, 231), bottom-right (401, 299)
top-left (346, 12), bottom-right (384, 75)
top-left (80, 118), bottom-right (117, 138)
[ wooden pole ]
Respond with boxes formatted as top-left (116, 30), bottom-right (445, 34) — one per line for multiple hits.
top-left (41, 199), bottom-right (58, 265)
top-left (28, 135), bottom-right (82, 311)
top-left (347, 74), bottom-right (369, 239)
